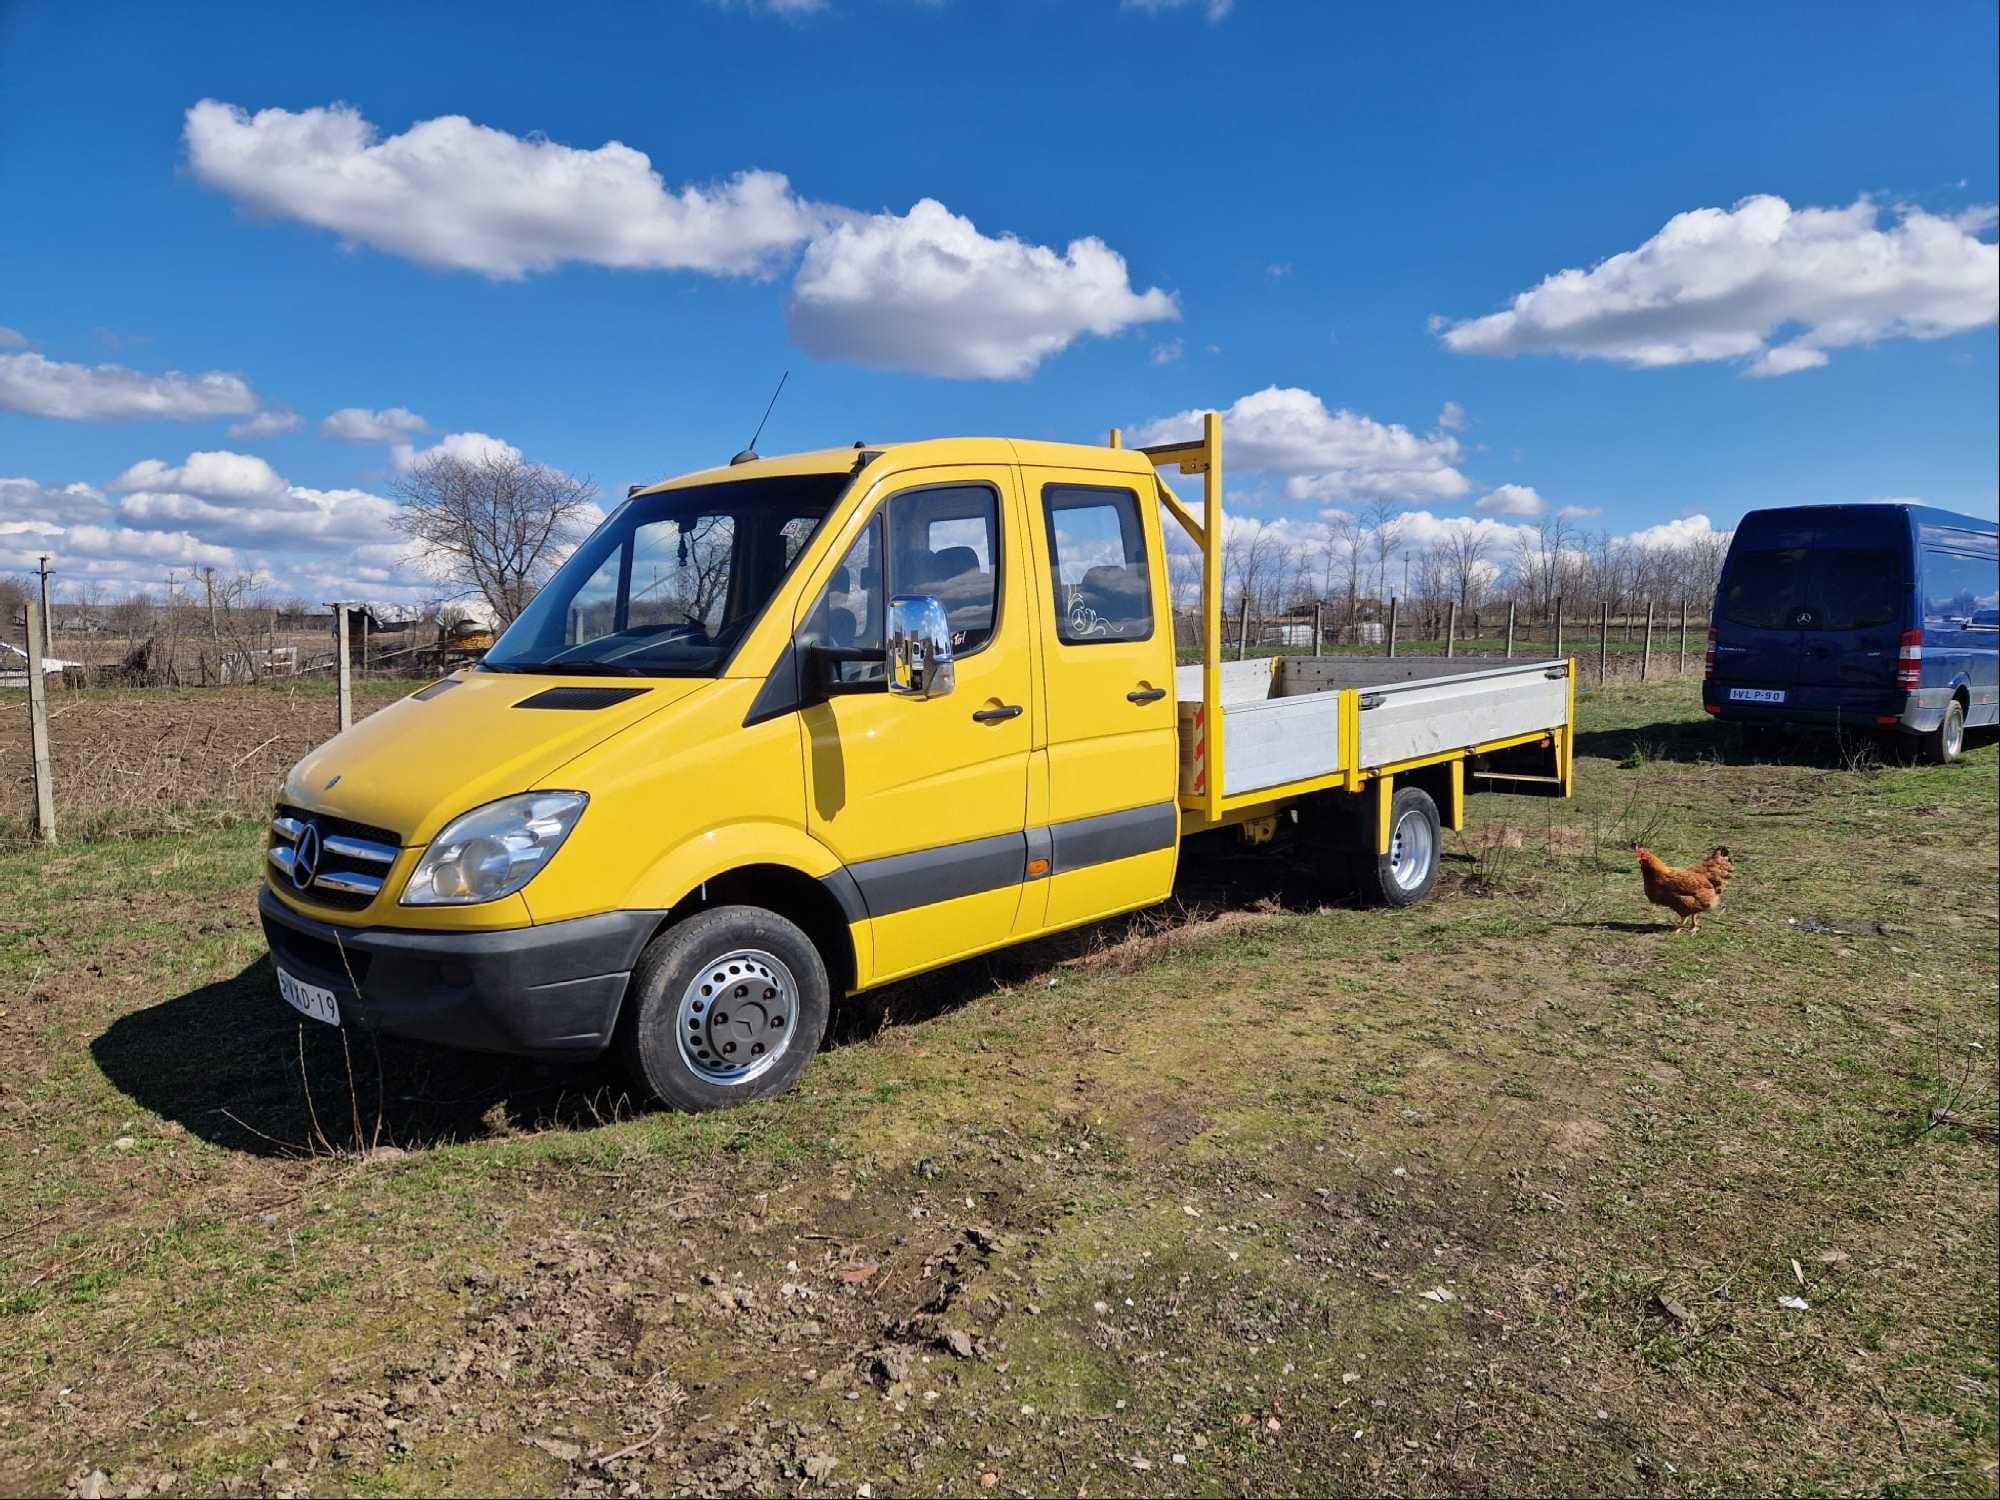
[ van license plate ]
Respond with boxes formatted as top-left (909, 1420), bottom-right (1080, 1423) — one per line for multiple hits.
top-left (276, 967), bottom-right (341, 1026)
top-left (1729, 688), bottom-right (1786, 704)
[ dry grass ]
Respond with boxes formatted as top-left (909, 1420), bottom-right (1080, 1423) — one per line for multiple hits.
top-left (0, 679), bottom-right (1993, 1496)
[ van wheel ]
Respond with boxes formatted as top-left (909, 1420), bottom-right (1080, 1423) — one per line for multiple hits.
top-left (1353, 787), bottom-right (1442, 907)
top-left (1921, 698), bottom-right (1966, 765)
top-left (619, 905), bottom-right (829, 1111)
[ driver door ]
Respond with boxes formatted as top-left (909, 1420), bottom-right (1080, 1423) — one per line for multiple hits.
top-left (794, 466), bottom-right (1034, 983)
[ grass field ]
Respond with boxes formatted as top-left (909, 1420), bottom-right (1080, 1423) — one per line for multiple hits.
top-left (1, 679), bottom-right (1994, 1497)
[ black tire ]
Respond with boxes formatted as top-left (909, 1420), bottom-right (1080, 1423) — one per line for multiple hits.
top-left (1919, 698), bottom-right (1966, 765)
top-left (618, 905), bottom-right (830, 1112)
top-left (1352, 786), bottom-right (1442, 908)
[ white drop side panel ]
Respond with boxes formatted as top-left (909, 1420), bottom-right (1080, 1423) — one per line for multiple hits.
top-left (1218, 690), bottom-right (1344, 795)
top-left (1358, 668), bottom-right (1567, 769)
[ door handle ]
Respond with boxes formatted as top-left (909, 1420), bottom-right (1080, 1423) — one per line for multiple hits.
top-left (972, 704), bottom-right (1023, 723)
top-left (1127, 687), bottom-right (1167, 703)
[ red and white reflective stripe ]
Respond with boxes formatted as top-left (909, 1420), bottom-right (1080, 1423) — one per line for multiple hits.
top-left (1897, 629), bottom-right (1923, 690)
top-left (1702, 626), bottom-right (1717, 681)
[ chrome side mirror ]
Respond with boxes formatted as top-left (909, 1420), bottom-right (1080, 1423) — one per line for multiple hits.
top-left (886, 595), bottom-right (955, 700)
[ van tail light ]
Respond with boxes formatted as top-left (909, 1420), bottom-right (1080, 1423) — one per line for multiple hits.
top-left (1702, 627), bottom-right (1717, 682)
top-left (1896, 629), bottom-right (1923, 690)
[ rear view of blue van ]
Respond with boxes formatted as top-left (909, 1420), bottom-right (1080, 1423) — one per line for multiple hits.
top-left (1704, 504), bottom-right (1998, 762)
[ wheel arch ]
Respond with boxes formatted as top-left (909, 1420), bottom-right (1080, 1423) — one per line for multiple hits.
top-left (652, 863), bottom-right (859, 999)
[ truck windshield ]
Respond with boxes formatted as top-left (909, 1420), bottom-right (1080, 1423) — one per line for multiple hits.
top-left (483, 472), bottom-right (849, 676)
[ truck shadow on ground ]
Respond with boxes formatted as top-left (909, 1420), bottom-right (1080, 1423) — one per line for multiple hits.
top-left (94, 839), bottom-right (1330, 1158)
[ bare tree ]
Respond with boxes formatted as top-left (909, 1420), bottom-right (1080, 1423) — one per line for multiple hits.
top-left (1223, 522), bottom-right (1283, 620)
top-left (1331, 514), bottom-right (1368, 635)
top-left (0, 574), bottom-right (28, 646)
top-left (1363, 499), bottom-right (1404, 605)
top-left (1511, 513), bottom-right (1571, 621)
top-left (1437, 520), bottom-right (1495, 614)
top-left (391, 451), bottom-right (598, 624)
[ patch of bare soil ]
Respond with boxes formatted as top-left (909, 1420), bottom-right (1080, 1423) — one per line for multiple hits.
top-left (0, 683), bottom-right (403, 840)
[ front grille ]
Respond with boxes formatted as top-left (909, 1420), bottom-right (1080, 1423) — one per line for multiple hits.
top-left (269, 804), bottom-right (404, 911)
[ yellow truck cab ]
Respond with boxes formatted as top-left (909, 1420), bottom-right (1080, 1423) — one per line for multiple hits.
top-left (260, 418), bottom-right (1575, 1110)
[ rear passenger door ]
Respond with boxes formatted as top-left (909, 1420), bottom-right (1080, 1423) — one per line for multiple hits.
top-left (1021, 468), bottom-right (1179, 929)
top-left (794, 468), bottom-right (1035, 982)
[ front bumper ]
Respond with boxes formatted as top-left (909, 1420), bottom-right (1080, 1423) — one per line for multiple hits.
top-left (258, 886), bottom-right (664, 1058)
top-left (1703, 686), bottom-right (1951, 734)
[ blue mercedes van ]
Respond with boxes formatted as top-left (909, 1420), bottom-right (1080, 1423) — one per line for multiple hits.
top-left (1704, 503), bottom-right (1998, 762)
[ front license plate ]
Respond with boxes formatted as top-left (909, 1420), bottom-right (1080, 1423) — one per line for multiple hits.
top-left (276, 966), bottom-right (341, 1026)
top-left (1729, 688), bottom-right (1786, 704)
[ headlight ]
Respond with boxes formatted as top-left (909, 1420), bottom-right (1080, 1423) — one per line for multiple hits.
top-left (400, 792), bottom-right (588, 906)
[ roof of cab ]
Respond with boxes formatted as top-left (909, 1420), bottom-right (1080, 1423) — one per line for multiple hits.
top-left (628, 436), bottom-right (1156, 499)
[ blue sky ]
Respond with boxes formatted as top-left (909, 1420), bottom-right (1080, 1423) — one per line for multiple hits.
top-left (2, 0), bottom-right (1995, 607)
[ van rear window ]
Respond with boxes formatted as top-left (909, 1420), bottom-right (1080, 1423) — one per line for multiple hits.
top-left (1722, 546), bottom-right (1902, 631)
top-left (1721, 548), bottom-right (1805, 630)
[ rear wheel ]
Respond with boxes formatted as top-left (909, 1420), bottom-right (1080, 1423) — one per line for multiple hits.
top-left (1920, 698), bottom-right (1966, 765)
top-left (1352, 787), bottom-right (1442, 907)
top-left (619, 905), bottom-right (830, 1111)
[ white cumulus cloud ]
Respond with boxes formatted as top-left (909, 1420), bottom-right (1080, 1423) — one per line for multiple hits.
top-left (1475, 484), bottom-right (1544, 517)
top-left (0, 327), bottom-right (28, 350)
top-left (112, 451), bottom-right (288, 504)
top-left (1621, 514), bottom-right (1726, 551)
top-left (323, 406), bottom-right (428, 443)
top-left (0, 351), bottom-right (259, 422)
top-left (227, 409), bottom-right (302, 439)
top-left (1436, 194), bottom-right (1999, 377)
top-left (788, 198), bottom-right (1178, 379)
top-left (393, 430), bottom-right (524, 472)
top-left (1129, 386), bottom-right (1472, 504)
top-left (185, 99), bottom-right (825, 280)
top-left (1123, 0), bottom-right (1235, 19)
top-left (1, 454), bottom-right (462, 607)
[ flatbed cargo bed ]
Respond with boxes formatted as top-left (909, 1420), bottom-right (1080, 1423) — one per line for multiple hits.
top-left (1173, 654), bottom-right (1572, 801)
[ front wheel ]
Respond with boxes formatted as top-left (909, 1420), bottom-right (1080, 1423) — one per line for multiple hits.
top-left (1919, 698), bottom-right (1966, 765)
top-left (1353, 787), bottom-right (1442, 907)
top-left (619, 905), bottom-right (830, 1111)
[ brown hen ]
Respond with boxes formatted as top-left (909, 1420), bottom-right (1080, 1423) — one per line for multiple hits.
top-left (1634, 845), bottom-right (1734, 933)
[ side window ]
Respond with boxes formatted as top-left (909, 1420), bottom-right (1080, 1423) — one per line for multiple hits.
top-left (1924, 549), bottom-right (2000, 629)
top-left (1042, 485), bottom-right (1154, 644)
top-left (801, 516), bottom-right (884, 685)
top-left (887, 485), bottom-right (1001, 656)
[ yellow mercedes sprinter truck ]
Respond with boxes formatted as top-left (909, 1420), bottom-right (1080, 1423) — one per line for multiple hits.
top-left (260, 418), bottom-right (1574, 1110)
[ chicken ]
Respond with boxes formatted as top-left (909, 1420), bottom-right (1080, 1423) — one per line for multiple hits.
top-left (1634, 845), bottom-right (1734, 933)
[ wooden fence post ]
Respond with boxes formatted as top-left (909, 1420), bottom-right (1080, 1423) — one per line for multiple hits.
top-left (1313, 602), bottom-right (1323, 658)
top-left (26, 601), bottom-right (57, 844)
top-left (1642, 600), bottom-right (1654, 681)
top-left (1554, 596), bottom-right (1564, 657)
top-left (1678, 598), bottom-right (1688, 674)
top-left (334, 602), bottom-right (353, 733)
top-left (1387, 596), bottom-right (1398, 658)
top-left (1445, 600), bottom-right (1457, 658)
top-left (1598, 601), bottom-right (1609, 686)
top-left (1505, 601), bottom-right (1516, 659)
top-left (1237, 599), bottom-right (1250, 661)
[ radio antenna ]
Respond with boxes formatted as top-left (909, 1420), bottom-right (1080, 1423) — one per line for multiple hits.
top-left (732, 370), bottom-right (789, 465)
